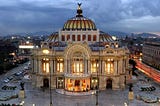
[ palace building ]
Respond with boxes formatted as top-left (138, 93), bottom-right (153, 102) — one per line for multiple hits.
top-left (31, 4), bottom-right (130, 92)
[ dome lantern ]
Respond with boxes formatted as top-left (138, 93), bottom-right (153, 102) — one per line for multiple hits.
top-left (76, 3), bottom-right (83, 17)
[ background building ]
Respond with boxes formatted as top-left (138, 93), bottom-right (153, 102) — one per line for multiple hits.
top-left (142, 41), bottom-right (160, 70)
top-left (31, 4), bottom-right (130, 91)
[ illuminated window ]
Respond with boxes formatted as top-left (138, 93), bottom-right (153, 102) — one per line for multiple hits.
top-left (42, 58), bottom-right (50, 73)
top-left (105, 59), bottom-right (114, 74)
top-left (72, 58), bottom-right (83, 73)
top-left (93, 35), bottom-right (97, 41)
top-left (71, 52), bottom-right (84, 74)
top-left (57, 58), bottom-right (64, 72)
top-left (91, 60), bottom-right (99, 73)
top-left (62, 35), bottom-right (65, 41)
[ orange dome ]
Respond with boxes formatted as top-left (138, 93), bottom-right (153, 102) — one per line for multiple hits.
top-left (63, 17), bottom-right (96, 31)
top-left (62, 3), bottom-right (96, 31)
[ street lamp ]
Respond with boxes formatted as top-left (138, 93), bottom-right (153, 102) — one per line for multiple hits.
top-left (96, 59), bottom-right (99, 106)
top-left (49, 64), bottom-right (53, 106)
top-left (96, 35), bottom-right (101, 106)
top-left (43, 49), bottom-right (53, 106)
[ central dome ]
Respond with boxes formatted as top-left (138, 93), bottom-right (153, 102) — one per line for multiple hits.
top-left (62, 4), bottom-right (97, 31)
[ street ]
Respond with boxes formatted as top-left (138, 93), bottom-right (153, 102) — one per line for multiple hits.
top-left (135, 60), bottom-right (160, 83)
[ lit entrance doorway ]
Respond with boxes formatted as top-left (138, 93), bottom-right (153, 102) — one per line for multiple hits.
top-left (75, 80), bottom-right (80, 91)
top-left (65, 78), bottom-right (90, 92)
top-left (57, 77), bottom-right (64, 89)
top-left (43, 78), bottom-right (49, 88)
top-left (106, 79), bottom-right (112, 89)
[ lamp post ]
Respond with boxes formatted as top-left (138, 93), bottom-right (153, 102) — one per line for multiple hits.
top-left (42, 49), bottom-right (53, 106)
top-left (50, 64), bottom-right (53, 106)
top-left (96, 35), bottom-right (101, 106)
top-left (96, 60), bottom-right (99, 106)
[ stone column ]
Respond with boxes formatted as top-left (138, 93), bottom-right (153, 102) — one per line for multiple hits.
top-left (54, 59), bottom-right (56, 74)
top-left (116, 60), bottom-right (119, 75)
top-left (88, 60), bottom-right (91, 74)
top-left (68, 59), bottom-right (71, 74)
top-left (53, 59), bottom-right (54, 73)
top-left (64, 59), bottom-right (67, 73)
top-left (119, 59), bottom-right (122, 74)
top-left (67, 59), bottom-right (69, 73)
top-left (75, 35), bottom-right (77, 41)
top-left (102, 60), bottom-right (105, 75)
top-left (99, 59), bottom-right (102, 74)
top-left (72, 80), bottom-right (75, 91)
top-left (122, 59), bottom-right (125, 73)
top-left (38, 59), bottom-right (41, 74)
top-left (114, 60), bottom-right (117, 75)
top-left (35, 59), bottom-right (38, 73)
top-left (80, 80), bottom-right (82, 91)
top-left (50, 59), bottom-right (53, 74)
top-left (85, 59), bottom-right (87, 74)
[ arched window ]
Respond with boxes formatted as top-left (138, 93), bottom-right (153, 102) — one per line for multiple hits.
top-left (62, 35), bottom-right (65, 41)
top-left (77, 35), bottom-right (81, 41)
top-left (93, 35), bottom-right (97, 41)
top-left (42, 58), bottom-right (50, 73)
top-left (72, 52), bottom-right (84, 74)
top-left (82, 35), bottom-right (86, 41)
top-left (73, 58), bottom-right (83, 73)
top-left (57, 58), bottom-right (64, 72)
top-left (105, 59), bottom-right (114, 74)
top-left (72, 35), bottom-right (75, 41)
top-left (91, 60), bottom-right (99, 73)
top-left (88, 35), bottom-right (91, 41)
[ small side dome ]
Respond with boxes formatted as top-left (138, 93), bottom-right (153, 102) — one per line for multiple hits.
top-left (45, 32), bottom-right (58, 42)
top-left (100, 31), bottom-right (114, 42)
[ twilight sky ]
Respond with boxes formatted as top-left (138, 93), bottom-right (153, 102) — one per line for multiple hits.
top-left (0, 0), bottom-right (160, 35)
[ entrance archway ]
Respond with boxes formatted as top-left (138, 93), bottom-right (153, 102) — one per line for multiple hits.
top-left (65, 77), bottom-right (90, 92)
top-left (43, 78), bottom-right (49, 88)
top-left (106, 79), bottom-right (112, 89)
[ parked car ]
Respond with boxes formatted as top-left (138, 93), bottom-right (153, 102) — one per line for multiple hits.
top-left (8, 76), bottom-right (13, 80)
top-left (14, 71), bottom-right (22, 76)
top-left (3, 78), bottom-right (10, 83)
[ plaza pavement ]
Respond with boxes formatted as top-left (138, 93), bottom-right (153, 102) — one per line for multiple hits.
top-left (0, 69), bottom-right (160, 106)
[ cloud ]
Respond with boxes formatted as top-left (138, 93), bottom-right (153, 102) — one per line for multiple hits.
top-left (0, 0), bottom-right (160, 34)
top-left (83, 0), bottom-right (160, 32)
top-left (102, 15), bottom-right (160, 32)
top-left (0, 1), bottom-right (73, 34)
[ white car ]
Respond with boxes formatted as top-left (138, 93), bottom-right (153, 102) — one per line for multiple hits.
top-left (3, 78), bottom-right (10, 83)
